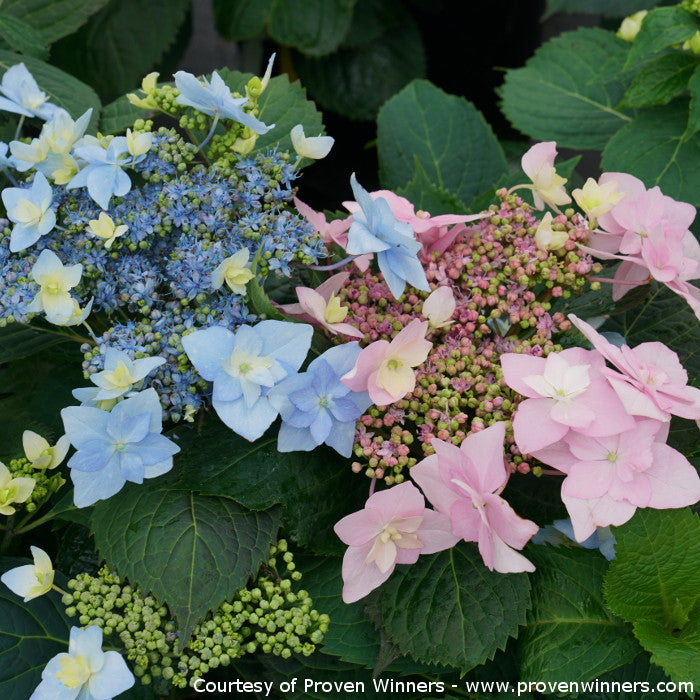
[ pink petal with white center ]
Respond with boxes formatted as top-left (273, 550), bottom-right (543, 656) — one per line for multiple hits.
top-left (366, 481), bottom-right (426, 521)
top-left (478, 521), bottom-right (535, 573)
top-left (416, 509), bottom-right (460, 553)
top-left (586, 229), bottom-right (624, 255)
top-left (565, 432), bottom-right (615, 462)
top-left (512, 397), bottom-right (569, 453)
top-left (549, 398), bottom-right (596, 428)
top-left (574, 378), bottom-right (637, 437)
top-left (459, 421), bottom-right (509, 494)
top-left (500, 353), bottom-right (547, 397)
top-left (334, 507), bottom-right (384, 546)
top-left (521, 141), bottom-right (557, 181)
top-left (645, 442), bottom-right (700, 509)
top-left (390, 319), bottom-right (431, 365)
top-left (612, 259), bottom-right (651, 301)
top-left (531, 440), bottom-right (577, 473)
top-left (341, 339), bottom-right (390, 392)
top-left (608, 472), bottom-right (651, 508)
top-left (411, 454), bottom-right (461, 517)
top-left (449, 499), bottom-right (483, 541)
top-left (561, 461), bottom-right (614, 500)
top-left (562, 492), bottom-right (636, 542)
top-left (394, 547), bottom-right (422, 565)
top-left (341, 540), bottom-right (394, 603)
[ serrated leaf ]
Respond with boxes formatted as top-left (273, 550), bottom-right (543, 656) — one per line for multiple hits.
top-left (217, 69), bottom-right (324, 155)
top-left (380, 542), bottom-right (530, 673)
top-left (269, 0), bottom-right (356, 57)
top-left (51, 0), bottom-right (191, 102)
top-left (626, 7), bottom-right (700, 67)
top-left (164, 419), bottom-right (369, 555)
top-left (0, 15), bottom-right (48, 59)
top-left (295, 0), bottom-right (425, 122)
top-left (601, 99), bottom-right (700, 205)
top-left (543, 0), bottom-right (660, 20)
top-left (633, 617), bottom-right (700, 689)
top-left (99, 94), bottom-right (144, 134)
top-left (500, 28), bottom-right (635, 149)
top-left (0, 51), bottom-right (100, 128)
top-left (0, 0), bottom-right (110, 44)
top-left (689, 65), bottom-right (700, 136)
top-left (0, 558), bottom-right (71, 697)
top-left (618, 53), bottom-right (698, 109)
top-left (604, 509), bottom-right (700, 627)
top-left (574, 652), bottom-right (679, 700)
top-left (519, 546), bottom-right (639, 683)
top-left (212, 0), bottom-right (273, 40)
top-left (0, 323), bottom-right (71, 363)
top-left (92, 486), bottom-right (281, 647)
top-left (378, 79), bottom-right (506, 206)
top-left (395, 160), bottom-right (470, 216)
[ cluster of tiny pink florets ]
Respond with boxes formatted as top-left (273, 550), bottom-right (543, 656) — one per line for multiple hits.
top-left (333, 192), bottom-right (601, 484)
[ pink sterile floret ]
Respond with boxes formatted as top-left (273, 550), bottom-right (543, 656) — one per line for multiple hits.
top-left (501, 347), bottom-right (636, 454)
top-left (569, 314), bottom-right (700, 421)
top-left (410, 422), bottom-right (539, 573)
top-left (341, 319), bottom-right (432, 405)
top-left (533, 420), bottom-right (700, 542)
top-left (333, 481), bottom-right (457, 603)
top-left (277, 271), bottom-right (364, 339)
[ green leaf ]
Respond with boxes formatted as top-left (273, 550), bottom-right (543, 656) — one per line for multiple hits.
top-left (51, 0), bottom-right (191, 102)
top-left (618, 53), bottom-right (698, 109)
top-left (601, 99), bottom-right (700, 205)
top-left (626, 7), bottom-right (700, 67)
top-left (0, 0), bottom-right (110, 44)
top-left (604, 509), bottom-right (700, 687)
top-left (571, 652), bottom-right (679, 700)
top-left (213, 0), bottom-right (273, 40)
top-left (0, 15), bottom-right (48, 59)
top-left (604, 509), bottom-right (700, 627)
top-left (91, 486), bottom-right (281, 646)
top-left (378, 79), bottom-right (506, 206)
top-left (380, 542), bottom-right (531, 673)
top-left (633, 617), bottom-right (700, 690)
top-left (689, 64), bottom-right (700, 136)
top-left (500, 28), bottom-right (635, 149)
top-left (99, 94), bottom-right (144, 134)
top-left (519, 546), bottom-right (639, 684)
top-left (0, 558), bottom-right (71, 697)
top-left (0, 323), bottom-right (71, 363)
top-left (0, 51), bottom-right (100, 128)
top-left (164, 419), bottom-right (369, 555)
top-left (269, 0), bottom-right (356, 57)
top-left (218, 70), bottom-right (324, 155)
top-left (295, 0), bottom-right (426, 121)
top-left (543, 0), bottom-right (660, 19)
top-left (395, 160), bottom-right (470, 216)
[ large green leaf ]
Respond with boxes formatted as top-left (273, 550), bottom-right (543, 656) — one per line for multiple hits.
top-left (163, 419), bottom-right (369, 555)
top-left (269, 0), bottom-right (356, 57)
top-left (395, 161), bottom-right (470, 216)
top-left (51, 0), bottom-right (191, 102)
top-left (218, 70), bottom-right (324, 156)
top-left (519, 546), bottom-right (639, 684)
top-left (380, 542), bottom-right (531, 673)
top-left (212, 0), bottom-right (273, 40)
top-left (0, 15), bottom-right (48, 59)
top-left (91, 486), bottom-right (281, 647)
top-left (295, 0), bottom-right (425, 121)
top-left (378, 79), bottom-right (506, 207)
top-left (604, 509), bottom-right (700, 687)
top-left (689, 65), bottom-right (700, 136)
top-left (0, 558), bottom-right (71, 697)
top-left (626, 7), bottom-right (700, 67)
top-left (99, 94), bottom-right (144, 134)
top-left (0, 0), bottom-right (110, 44)
top-left (618, 53), bottom-right (699, 109)
top-left (0, 51), bottom-right (100, 128)
top-left (500, 28), bottom-right (635, 149)
top-left (0, 323), bottom-right (71, 364)
top-left (602, 99), bottom-right (700, 206)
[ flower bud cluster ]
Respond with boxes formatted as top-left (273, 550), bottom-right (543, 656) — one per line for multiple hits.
top-left (4, 457), bottom-right (64, 513)
top-left (60, 540), bottom-right (328, 692)
top-left (335, 192), bottom-right (596, 482)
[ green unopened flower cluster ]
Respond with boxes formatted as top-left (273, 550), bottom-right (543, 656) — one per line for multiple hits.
top-left (61, 540), bottom-right (329, 692)
top-left (4, 457), bottom-right (64, 513)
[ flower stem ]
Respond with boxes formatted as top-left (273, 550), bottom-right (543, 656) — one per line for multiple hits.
top-left (14, 115), bottom-right (25, 141)
top-left (197, 114), bottom-right (220, 152)
top-left (588, 276), bottom-right (649, 287)
top-left (368, 477), bottom-right (377, 498)
top-left (304, 255), bottom-right (357, 272)
top-left (52, 584), bottom-right (70, 598)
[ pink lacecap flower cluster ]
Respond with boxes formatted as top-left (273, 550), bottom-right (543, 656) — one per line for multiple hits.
top-left (501, 314), bottom-right (700, 543)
